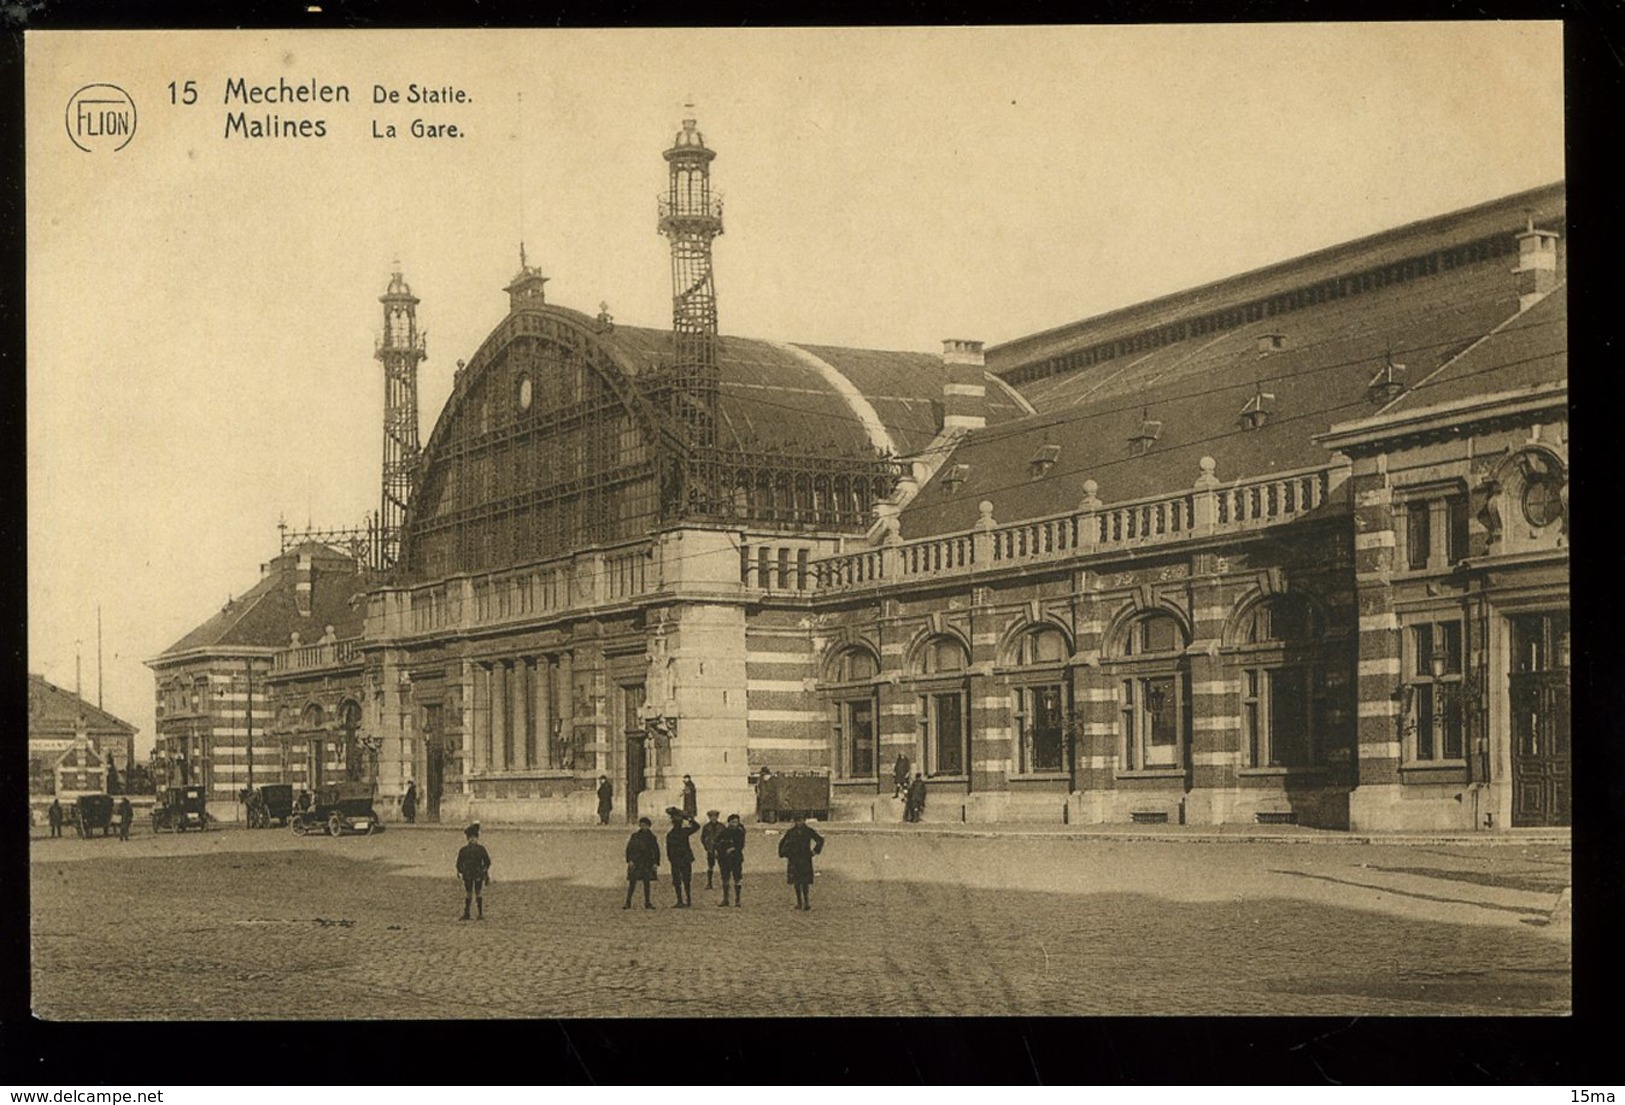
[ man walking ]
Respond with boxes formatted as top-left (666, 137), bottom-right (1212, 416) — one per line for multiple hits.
top-left (624, 816), bottom-right (660, 909)
top-left (665, 807), bottom-right (700, 907)
top-left (680, 774), bottom-right (698, 819)
top-left (116, 796), bottom-right (133, 841)
top-left (597, 775), bottom-right (614, 825)
top-left (699, 810), bottom-right (723, 889)
top-left (456, 823), bottom-right (492, 921)
top-left (715, 813), bottom-right (746, 907)
top-left (47, 798), bottom-right (63, 838)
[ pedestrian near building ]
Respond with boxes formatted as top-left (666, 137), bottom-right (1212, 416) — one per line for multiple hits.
top-left (777, 815), bottom-right (825, 911)
top-left (681, 774), bottom-right (698, 818)
top-left (47, 798), bottom-right (63, 838)
top-left (456, 822), bottom-right (492, 921)
top-left (892, 753), bottom-right (912, 799)
top-left (624, 816), bottom-right (660, 909)
top-left (665, 807), bottom-right (700, 907)
top-left (715, 813), bottom-right (746, 907)
top-left (755, 765), bottom-right (776, 823)
top-left (699, 810), bottom-right (723, 888)
top-left (401, 780), bottom-right (418, 824)
top-left (905, 772), bottom-right (927, 823)
top-left (117, 796), bottom-right (133, 841)
top-left (597, 775), bottom-right (614, 825)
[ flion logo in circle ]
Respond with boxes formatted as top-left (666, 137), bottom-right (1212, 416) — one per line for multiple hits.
top-left (66, 84), bottom-right (137, 152)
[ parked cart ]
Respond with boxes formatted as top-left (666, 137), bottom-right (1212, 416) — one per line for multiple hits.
top-left (755, 770), bottom-right (830, 822)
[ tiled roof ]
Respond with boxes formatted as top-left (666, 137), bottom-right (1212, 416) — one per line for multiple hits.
top-left (1378, 285), bottom-right (1566, 415)
top-left (154, 544), bottom-right (368, 659)
top-left (900, 195), bottom-right (1564, 539)
top-left (989, 181), bottom-right (1565, 381)
top-left (601, 325), bottom-right (1026, 458)
top-left (28, 674), bottom-right (139, 736)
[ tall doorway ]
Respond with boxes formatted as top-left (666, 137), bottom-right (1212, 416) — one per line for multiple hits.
top-left (620, 684), bottom-right (647, 824)
top-left (1509, 611), bottom-right (1570, 827)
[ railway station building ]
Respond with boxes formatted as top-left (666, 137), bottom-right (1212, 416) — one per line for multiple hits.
top-left (158, 117), bottom-right (1568, 831)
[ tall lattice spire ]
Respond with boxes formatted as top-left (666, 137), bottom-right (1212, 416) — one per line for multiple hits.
top-left (657, 103), bottom-right (724, 449)
top-left (376, 267), bottom-right (425, 569)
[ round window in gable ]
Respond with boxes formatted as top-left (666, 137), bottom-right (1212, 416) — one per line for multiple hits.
top-left (1521, 476), bottom-right (1562, 528)
top-left (517, 373), bottom-right (533, 412)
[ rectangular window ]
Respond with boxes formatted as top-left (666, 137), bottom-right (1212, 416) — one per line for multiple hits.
top-left (1406, 502), bottom-right (1432, 570)
top-left (1122, 675), bottom-right (1183, 770)
top-left (846, 698), bottom-right (876, 777)
top-left (1409, 622), bottom-right (1464, 762)
top-left (1269, 668), bottom-right (1309, 766)
top-left (1017, 685), bottom-right (1067, 773)
top-left (925, 691), bottom-right (967, 776)
top-left (1243, 670), bottom-right (1261, 766)
top-left (1447, 496), bottom-right (1470, 564)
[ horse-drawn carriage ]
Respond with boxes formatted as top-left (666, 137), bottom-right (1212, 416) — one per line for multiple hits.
top-left (151, 784), bottom-right (209, 833)
top-left (291, 781), bottom-right (382, 837)
top-left (243, 783), bottom-right (295, 829)
top-left (72, 793), bottom-right (116, 838)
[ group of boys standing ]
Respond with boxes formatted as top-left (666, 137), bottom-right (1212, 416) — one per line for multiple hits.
top-left (624, 808), bottom-right (750, 909)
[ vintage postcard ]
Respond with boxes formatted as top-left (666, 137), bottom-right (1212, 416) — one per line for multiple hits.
top-left (26, 25), bottom-right (1569, 1021)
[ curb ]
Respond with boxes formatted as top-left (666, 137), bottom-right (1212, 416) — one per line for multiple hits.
top-left (369, 821), bottom-right (1569, 848)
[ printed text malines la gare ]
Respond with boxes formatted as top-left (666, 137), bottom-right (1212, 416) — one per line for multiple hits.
top-left (219, 77), bottom-right (468, 139)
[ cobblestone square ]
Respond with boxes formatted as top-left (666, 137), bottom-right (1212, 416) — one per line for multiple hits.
top-left (30, 824), bottom-right (1570, 1018)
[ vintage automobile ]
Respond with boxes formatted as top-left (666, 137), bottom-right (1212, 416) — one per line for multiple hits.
top-left (244, 783), bottom-right (295, 829)
top-left (151, 784), bottom-right (209, 832)
top-left (73, 793), bottom-right (116, 838)
top-left (291, 781), bottom-right (382, 837)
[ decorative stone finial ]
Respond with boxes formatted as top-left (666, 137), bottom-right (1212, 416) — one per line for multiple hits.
top-left (976, 500), bottom-right (997, 530)
top-left (1195, 456), bottom-right (1220, 489)
top-left (1079, 479), bottom-right (1102, 509)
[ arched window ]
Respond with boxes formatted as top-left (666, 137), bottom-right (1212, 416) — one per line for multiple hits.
top-left (913, 635), bottom-right (970, 777)
top-left (1112, 611), bottom-right (1190, 771)
top-left (824, 646), bottom-right (880, 778)
top-left (1233, 595), bottom-right (1331, 769)
top-left (301, 703), bottom-right (325, 730)
top-left (1006, 625), bottom-right (1071, 775)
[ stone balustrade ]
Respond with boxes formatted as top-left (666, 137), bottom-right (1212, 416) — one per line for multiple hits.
top-left (814, 459), bottom-right (1342, 596)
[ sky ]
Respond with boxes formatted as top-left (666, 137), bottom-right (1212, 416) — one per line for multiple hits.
top-left (26, 24), bottom-right (1565, 755)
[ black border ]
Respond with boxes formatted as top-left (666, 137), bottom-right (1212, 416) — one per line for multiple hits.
top-left (4, 0), bottom-right (1621, 1086)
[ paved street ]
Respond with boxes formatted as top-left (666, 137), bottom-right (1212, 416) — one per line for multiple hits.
top-left (30, 823), bottom-right (1569, 1018)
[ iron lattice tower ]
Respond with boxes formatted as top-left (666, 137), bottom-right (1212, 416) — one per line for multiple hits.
top-left (657, 107), bottom-right (724, 450)
top-left (375, 269), bottom-right (424, 569)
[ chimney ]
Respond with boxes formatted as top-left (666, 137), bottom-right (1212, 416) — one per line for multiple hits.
top-left (295, 552), bottom-right (314, 617)
top-left (941, 340), bottom-right (986, 431)
top-left (1514, 215), bottom-right (1559, 311)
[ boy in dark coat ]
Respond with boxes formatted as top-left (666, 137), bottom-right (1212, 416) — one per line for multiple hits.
top-left (680, 775), bottom-right (698, 818)
top-left (906, 772), bottom-right (927, 823)
top-left (665, 808), bottom-right (700, 907)
top-left (624, 816), bottom-right (660, 909)
top-left (777, 815), bottom-right (825, 911)
top-left (401, 781), bottom-right (418, 824)
top-left (47, 798), bottom-right (63, 838)
top-left (597, 776), bottom-right (614, 825)
top-left (892, 753), bottom-right (912, 798)
top-left (699, 810), bottom-right (723, 888)
top-left (715, 813), bottom-right (747, 907)
top-left (456, 823), bottom-right (492, 921)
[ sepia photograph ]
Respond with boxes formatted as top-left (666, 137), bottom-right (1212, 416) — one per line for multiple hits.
top-left (24, 23), bottom-right (1570, 1024)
